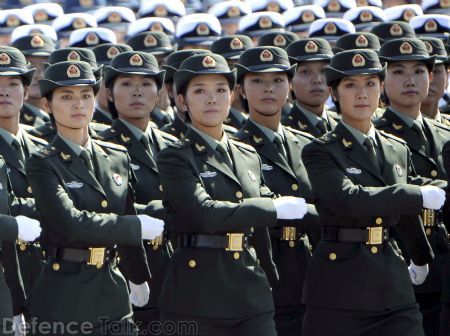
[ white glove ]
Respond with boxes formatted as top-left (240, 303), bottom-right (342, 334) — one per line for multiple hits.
top-left (128, 281), bottom-right (150, 307)
top-left (16, 216), bottom-right (41, 242)
top-left (138, 215), bottom-right (164, 240)
top-left (408, 261), bottom-right (429, 285)
top-left (14, 314), bottom-right (25, 336)
top-left (420, 185), bottom-right (446, 210)
top-left (273, 196), bottom-right (307, 220)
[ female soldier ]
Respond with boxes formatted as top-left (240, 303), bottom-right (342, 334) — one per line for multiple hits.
top-left (156, 53), bottom-right (307, 336)
top-left (233, 46), bottom-right (320, 336)
top-left (301, 49), bottom-right (446, 335)
top-left (25, 60), bottom-right (164, 335)
top-left (99, 51), bottom-right (176, 330)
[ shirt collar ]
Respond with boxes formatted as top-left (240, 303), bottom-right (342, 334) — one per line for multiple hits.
top-left (191, 126), bottom-right (228, 152)
top-left (119, 118), bottom-right (148, 142)
top-left (58, 134), bottom-right (93, 156)
top-left (390, 107), bottom-right (425, 128)
top-left (0, 127), bottom-right (23, 146)
top-left (249, 118), bottom-right (284, 143)
top-left (341, 120), bottom-right (377, 147)
top-left (95, 104), bottom-right (112, 120)
top-left (423, 111), bottom-right (441, 123)
top-left (296, 102), bottom-right (328, 125)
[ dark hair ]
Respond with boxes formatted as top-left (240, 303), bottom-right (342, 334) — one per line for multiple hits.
top-left (106, 79), bottom-right (119, 120)
top-left (329, 80), bottom-right (341, 114)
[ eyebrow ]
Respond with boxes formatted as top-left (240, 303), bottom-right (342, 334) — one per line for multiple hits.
top-left (191, 82), bottom-right (228, 87)
top-left (389, 62), bottom-right (426, 68)
top-left (342, 75), bottom-right (378, 82)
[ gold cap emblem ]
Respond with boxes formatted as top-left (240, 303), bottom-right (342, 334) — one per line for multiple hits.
top-left (67, 64), bottom-right (81, 78)
top-left (360, 11), bottom-right (373, 22)
top-left (267, 1), bottom-right (280, 12)
top-left (202, 55), bottom-right (216, 68)
top-left (196, 23), bottom-right (210, 36)
top-left (155, 5), bottom-right (168, 17)
top-left (325, 22), bottom-right (337, 34)
top-left (34, 10), bottom-right (49, 22)
top-left (6, 15), bottom-right (19, 27)
top-left (403, 9), bottom-right (415, 22)
top-left (144, 35), bottom-right (158, 47)
top-left (106, 46), bottom-right (119, 59)
top-left (355, 34), bottom-right (369, 47)
top-left (85, 33), bottom-right (99, 46)
top-left (390, 23), bottom-right (403, 36)
top-left (400, 41), bottom-right (413, 54)
top-left (107, 12), bottom-right (122, 23)
top-left (68, 51), bottom-right (80, 61)
top-left (424, 19), bottom-right (438, 32)
top-left (274, 34), bottom-right (286, 47)
top-left (352, 53), bottom-right (366, 67)
top-left (130, 54), bottom-right (143, 66)
top-left (151, 22), bottom-right (163, 32)
top-left (301, 10), bottom-right (314, 23)
top-left (259, 16), bottom-right (272, 29)
top-left (30, 35), bottom-right (45, 48)
top-left (356, 0), bottom-right (368, 6)
top-left (424, 41), bottom-right (433, 54)
top-left (305, 40), bottom-right (319, 53)
top-left (80, 0), bottom-right (94, 7)
top-left (0, 53), bottom-right (11, 65)
top-left (327, 0), bottom-right (341, 12)
top-left (227, 6), bottom-right (240, 17)
top-left (260, 49), bottom-right (274, 62)
top-left (230, 38), bottom-right (244, 50)
top-left (440, 0), bottom-right (450, 8)
top-left (73, 18), bottom-right (87, 29)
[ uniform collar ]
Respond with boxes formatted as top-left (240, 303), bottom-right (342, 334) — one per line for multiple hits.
top-left (191, 125), bottom-right (228, 152)
top-left (423, 110), bottom-right (442, 123)
top-left (0, 126), bottom-right (24, 146)
top-left (119, 118), bottom-right (150, 142)
top-left (58, 133), bottom-right (93, 156)
top-left (389, 107), bottom-right (425, 129)
top-left (248, 118), bottom-right (284, 143)
top-left (341, 119), bottom-right (377, 147)
top-left (296, 101), bottom-right (328, 126)
top-left (95, 103), bottom-right (112, 120)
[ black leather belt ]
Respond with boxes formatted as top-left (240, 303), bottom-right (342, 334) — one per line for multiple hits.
top-left (177, 233), bottom-right (249, 251)
top-left (322, 227), bottom-right (389, 245)
top-left (48, 245), bottom-right (116, 267)
top-left (269, 227), bottom-right (305, 241)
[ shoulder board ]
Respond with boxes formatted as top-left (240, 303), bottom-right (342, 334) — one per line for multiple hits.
top-left (93, 139), bottom-right (127, 152)
top-left (224, 124), bottom-right (238, 135)
top-left (327, 111), bottom-right (341, 121)
top-left (285, 126), bottom-right (315, 141)
top-left (230, 138), bottom-right (256, 152)
top-left (32, 144), bottom-right (57, 159)
top-left (428, 118), bottom-right (450, 132)
top-left (26, 133), bottom-right (48, 146)
top-left (312, 131), bottom-right (339, 145)
top-left (30, 123), bottom-right (55, 136)
top-left (97, 127), bottom-right (118, 141)
top-left (372, 116), bottom-right (390, 127)
top-left (231, 128), bottom-right (251, 141)
top-left (378, 130), bottom-right (407, 145)
top-left (167, 137), bottom-right (192, 149)
top-left (90, 122), bottom-right (109, 133)
top-left (19, 123), bottom-right (34, 132)
top-left (156, 129), bottom-right (178, 143)
top-left (441, 113), bottom-right (450, 121)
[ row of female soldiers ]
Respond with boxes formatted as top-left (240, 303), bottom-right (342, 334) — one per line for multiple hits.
top-left (0, 33), bottom-right (450, 336)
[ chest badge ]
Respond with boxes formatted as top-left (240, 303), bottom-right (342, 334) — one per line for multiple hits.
top-left (346, 167), bottom-right (362, 174)
top-left (113, 173), bottom-right (123, 186)
top-left (199, 171), bottom-right (217, 178)
top-left (66, 181), bottom-right (83, 189)
top-left (262, 163), bottom-right (273, 171)
top-left (130, 163), bottom-right (140, 171)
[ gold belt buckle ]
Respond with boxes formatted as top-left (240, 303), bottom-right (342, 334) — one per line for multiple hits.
top-left (226, 233), bottom-right (244, 251)
top-left (282, 227), bottom-right (297, 241)
top-left (148, 235), bottom-right (164, 250)
top-left (366, 227), bottom-right (383, 245)
top-left (422, 209), bottom-right (435, 227)
top-left (16, 239), bottom-right (28, 251)
top-left (88, 248), bottom-right (106, 268)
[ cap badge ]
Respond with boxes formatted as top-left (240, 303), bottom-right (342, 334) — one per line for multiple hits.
top-left (227, 6), bottom-right (241, 17)
top-left (274, 34), bottom-right (286, 47)
top-left (324, 22), bottom-right (337, 35)
top-left (80, 0), bottom-right (94, 8)
top-left (305, 41), bottom-right (319, 53)
top-left (360, 11), bottom-right (373, 22)
top-left (259, 16), bottom-right (272, 29)
top-left (267, 1), bottom-right (280, 12)
top-left (196, 23), bottom-right (210, 36)
top-left (151, 23), bottom-right (163, 32)
top-left (0, 53), bottom-right (11, 65)
top-left (73, 18), bottom-right (87, 29)
top-left (440, 0), bottom-right (450, 8)
top-left (260, 49), bottom-right (274, 62)
top-left (6, 15), bottom-right (20, 27)
top-left (424, 19), bottom-right (438, 32)
top-left (130, 54), bottom-right (143, 66)
top-left (400, 41), bottom-right (413, 54)
top-left (67, 64), bottom-right (81, 78)
top-left (34, 10), bottom-right (49, 22)
top-left (424, 41), bottom-right (433, 54)
top-left (67, 51), bottom-right (80, 61)
top-left (301, 10), bottom-right (314, 23)
top-left (144, 35), bottom-right (158, 47)
top-left (85, 33), bottom-right (99, 46)
top-left (202, 56), bottom-right (216, 68)
top-left (327, 0), bottom-right (341, 12)
top-left (403, 9), bottom-right (415, 22)
top-left (390, 23), bottom-right (403, 36)
top-left (107, 12), bottom-right (122, 23)
top-left (356, 0), bottom-right (368, 6)
top-left (352, 53), bottom-right (366, 67)
top-left (155, 5), bottom-right (168, 17)
top-left (30, 35), bottom-right (45, 48)
top-left (355, 35), bottom-right (369, 47)
top-left (107, 47), bottom-right (119, 59)
top-left (230, 38), bottom-right (244, 50)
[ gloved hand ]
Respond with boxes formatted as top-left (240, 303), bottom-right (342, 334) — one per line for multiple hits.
top-left (138, 215), bottom-right (164, 240)
top-left (408, 261), bottom-right (429, 285)
top-left (273, 196), bottom-right (307, 220)
top-left (14, 314), bottom-right (25, 336)
top-left (128, 281), bottom-right (150, 307)
top-left (420, 186), bottom-right (446, 210)
top-left (16, 216), bottom-right (41, 242)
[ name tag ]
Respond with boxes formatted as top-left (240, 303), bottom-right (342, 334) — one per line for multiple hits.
top-left (346, 167), bottom-right (362, 175)
top-left (66, 181), bottom-right (83, 189)
top-left (130, 163), bottom-right (140, 171)
top-left (199, 171), bottom-right (217, 178)
top-left (261, 164), bottom-right (273, 171)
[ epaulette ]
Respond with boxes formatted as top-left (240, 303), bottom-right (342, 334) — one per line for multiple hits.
top-left (90, 122), bottom-right (109, 133)
top-left (30, 123), bottom-right (55, 137)
top-left (93, 139), bottom-right (127, 152)
top-left (372, 116), bottom-right (390, 127)
top-left (230, 138), bottom-right (256, 152)
top-left (167, 137), bottom-right (192, 149)
top-left (378, 130), bottom-right (407, 145)
top-left (312, 131), bottom-right (339, 145)
top-left (32, 144), bottom-right (57, 159)
top-left (285, 126), bottom-right (315, 141)
top-left (327, 110), bottom-right (341, 121)
top-left (96, 127), bottom-right (117, 141)
top-left (26, 133), bottom-right (48, 147)
top-left (224, 124), bottom-right (238, 135)
top-left (231, 127), bottom-right (251, 141)
top-left (156, 129), bottom-right (178, 143)
top-left (428, 118), bottom-right (450, 133)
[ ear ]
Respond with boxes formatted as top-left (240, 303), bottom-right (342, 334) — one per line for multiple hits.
top-left (329, 86), bottom-right (337, 101)
top-left (41, 97), bottom-right (51, 114)
top-left (106, 87), bottom-right (113, 102)
top-left (165, 83), bottom-right (173, 99)
top-left (237, 84), bottom-right (246, 99)
top-left (176, 94), bottom-right (188, 112)
top-left (229, 90), bottom-right (235, 105)
top-left (429, 70), bottom-right (433, 83)
top-left (23, 85), bottom-right (29, 101)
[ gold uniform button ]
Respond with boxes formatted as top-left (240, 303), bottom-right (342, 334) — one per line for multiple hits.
top-left (236, 191), bottom-right (243, 199)
top-left (101, 200), bottom-right (108, 208)
top-left (375, 217), bottom-right (382, 225)
top-left (233, 252), bottom-right (240, 260)
top-left (371, 246), bottom-right (378, 254)
top-left (153, 244), bottom-right (159, 251)
top-left (19, 243), bottom-right (26, 251)
top-left (431, 170), bottom-right (438, 177)
top-left (27, 186), bottom-right (32, 194)
top-left (159, 185), bottom-right (163, 192)
top-left (291, 184), bottom-right (299, 191)
top-left (52, 263), bottom-right (60, 271)
top-left (426, 228), bottom-right (432, 236)
top-left (96, 263), bottom-right (102, 269)
top-left (289, 241), bottom-right (295, 248)
top-left (329, 253), bottom-right (337, 261)
top-left (188, 260), bottom-right (196, 268)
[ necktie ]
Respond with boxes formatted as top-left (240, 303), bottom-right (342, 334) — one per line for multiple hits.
top-left (11, 138), bottom-right (25, 163)
top-left (80, 149), bottom-right (94, 173)
top-left (363, 137), bottom-right (381, 172)
top-left (141, 133), bottom-right (153, 156)
top-left (412, 121), bottom-right (431, 156)
top-left (274, 133), bottom-right (287, 159)
top-left (316, 118), bottom-right (328, 135)
top-left (216, 143), bottom-right (233, 171)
